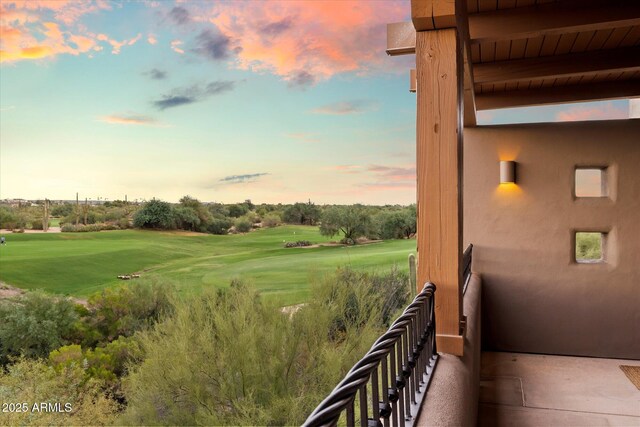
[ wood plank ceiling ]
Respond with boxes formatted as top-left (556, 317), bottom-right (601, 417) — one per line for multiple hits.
top-left (465, 0), bottom-right (640, 113)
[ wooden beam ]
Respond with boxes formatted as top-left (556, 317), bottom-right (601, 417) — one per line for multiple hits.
top-left (416, 29), bottom-right (464, 356)
top-left (411, 0), bottom-right (456, 31)
top-left (386, 22), bottom-right (416, 56)
top-left (476, 79), bottom-right (640, 110)
top-left (474, 46), bottom-right (640, 85)
top-left (456, 0), bottom-right (477, 127)
top-left (469, 0), bottom-right (640, 44)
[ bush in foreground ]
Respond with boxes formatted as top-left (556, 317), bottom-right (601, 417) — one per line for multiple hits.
top-left (121, 267), bottom-right (408, 425)
top-left (0, 291), bottom-right (79, 364)
top-left (0, 358), bottom-right (119, 426)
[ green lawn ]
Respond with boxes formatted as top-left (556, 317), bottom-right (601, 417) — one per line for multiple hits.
top-left (0, 226), bottom-right (416, 305)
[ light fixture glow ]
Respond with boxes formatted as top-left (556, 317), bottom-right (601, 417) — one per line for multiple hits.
top-left (500, 160), bottom-right (516, 184)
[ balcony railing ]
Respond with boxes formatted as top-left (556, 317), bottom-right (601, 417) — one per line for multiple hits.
top-left (462, 244), bottom-right (473, 294)
top-left (303, 282), bottom-right (438, 427)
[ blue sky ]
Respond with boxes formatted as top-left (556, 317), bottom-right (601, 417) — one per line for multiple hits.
top-left (0, 1), bottom-right (630, 204)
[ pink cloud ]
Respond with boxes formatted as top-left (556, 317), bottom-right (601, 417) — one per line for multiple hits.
top-left (205, 1), bottom-right (408, 85)
top-left (147, 34), bottom-right (158, 45)
top-left (99, 114), bottom-right (157, 126)
top-left (367, 165), bottom-right (416, 181)
top-left (171, 40), bottom-right (184, 54)
top-left (556, 102), bottom-right (628, 122)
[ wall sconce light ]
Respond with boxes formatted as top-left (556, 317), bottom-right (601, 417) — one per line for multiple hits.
top-left (500, 160), bottom-right (516, 184)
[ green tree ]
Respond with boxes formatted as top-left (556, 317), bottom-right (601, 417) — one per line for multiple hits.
top-left (319, 205), bottom-right (371, 244)
top-left (227, 203), bottom-right (249, 218)
top-left (132, 199), bottom-right (175, 229)
top-left (373, 206), bottom-right (416, 239)
top-left (283, 202), bottom-right (321, 225)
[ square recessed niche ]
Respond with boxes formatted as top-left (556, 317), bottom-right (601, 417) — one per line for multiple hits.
top-left (575, 167), bottom-right (608, 198)
top-left (575, 232), bottom-right (606, 263)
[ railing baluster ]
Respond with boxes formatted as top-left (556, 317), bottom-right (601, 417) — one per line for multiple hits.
top-left (347, 398), bottom-right (355, 426)
top-left (396, 336), bottom-right (405, 425)
top-left (360, 384), bottom-right (368, 427)
top-left (381, 356), bottom-right (390, 427)
top-left (372, 365), bottom-right (380, 421)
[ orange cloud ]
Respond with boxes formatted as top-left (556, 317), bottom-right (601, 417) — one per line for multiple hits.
top-left (148, 34), bottom-right (157, 45)
top-left (0, 1), bottom-right (132, 63)
top-left (206, 1), bottom-right (407, 85)
top-left (556, 102), bottom-right (628, 122)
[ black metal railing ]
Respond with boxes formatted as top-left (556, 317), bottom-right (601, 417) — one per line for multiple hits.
top-left (303, 283), bottom-right (438, 427)
top-left (462, 244), bottom-right (473, 294)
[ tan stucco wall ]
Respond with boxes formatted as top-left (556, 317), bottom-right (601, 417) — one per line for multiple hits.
top-left (416, 274), bottom-right (481, 427)
top-left (464, 120), bottom-right (640, 359)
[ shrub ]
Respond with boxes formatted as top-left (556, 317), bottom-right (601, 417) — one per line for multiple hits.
top-left (207, 216), bottom-right (233, 235)
top-left (49, 337), bottom-right (143, 393)
top-left (122, 269), bottom-right (402, 425)
top-left (262, 213), bottom-right (281, 228)
top-left (0, 357), bottom-right (119, 426)
top-left (234, 216), bottom-right (252, 233)
top-left (0, 291), bottom-right (79, 364)
top-left (284, 240), bottom-right (312, 248)
top-left (81, 277), bottom-right (174, 346)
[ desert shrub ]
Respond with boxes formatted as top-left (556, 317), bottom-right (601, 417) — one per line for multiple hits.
top-left (234, 216), bottom-right (252, 233)
top-left (49, 337), bottom-right (143, 394)
top-left (0, 206), bottom-right (26, 230)
top-left (61, 223), bottom-right (79, 232)
top-left (104, 208), bottom-right (126, 222)
top-left (284, 240), bottom-right (312, 248)
top-left (172, 206), bottom-right (201, 231)
top-left (207, 216), bottom-right (233, 235)
top-left (0, 291), bottom-right (79, 364)
top-left (121, 269), bottom-right (399, 425)
top-left (51, 203), bottom-right (74, 217)
top-left (262, 213), bottom-right (281, 227)
top-left (0, 357), bottom-right (119, 426)
top-left (60, 223), bottom-right (117, 233)
top-left (117, 217), bottom-right (130, 229)
top-left (81, 277), bottom-right (174, 346)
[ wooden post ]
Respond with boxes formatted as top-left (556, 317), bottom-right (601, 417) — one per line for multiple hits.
top-left (416, 28), bottom-right (465, 356)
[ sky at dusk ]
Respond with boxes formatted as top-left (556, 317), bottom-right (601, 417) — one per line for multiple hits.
top-left (0, 0), bottom-right (632, 204)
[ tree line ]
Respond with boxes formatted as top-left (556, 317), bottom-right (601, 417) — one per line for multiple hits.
top-left (0, 198), bottom-right (416, 243)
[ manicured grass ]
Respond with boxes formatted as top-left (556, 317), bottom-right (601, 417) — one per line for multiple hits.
top-left (0, 226), bottom-right (416, 305)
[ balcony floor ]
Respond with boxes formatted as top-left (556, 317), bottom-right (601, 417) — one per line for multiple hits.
top-left (479, 351), bottom-right (640, 427)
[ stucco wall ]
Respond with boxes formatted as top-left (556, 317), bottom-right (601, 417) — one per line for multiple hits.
top-left (416, 274), bottom-right (481, 427)
top-left (464, 120), bottom-right (640, 359)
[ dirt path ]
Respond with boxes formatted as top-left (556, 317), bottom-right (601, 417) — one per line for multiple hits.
top-left (0, 227), bottom-right (61, 234)
top-left (0, 281), bottom-right (88, 306)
